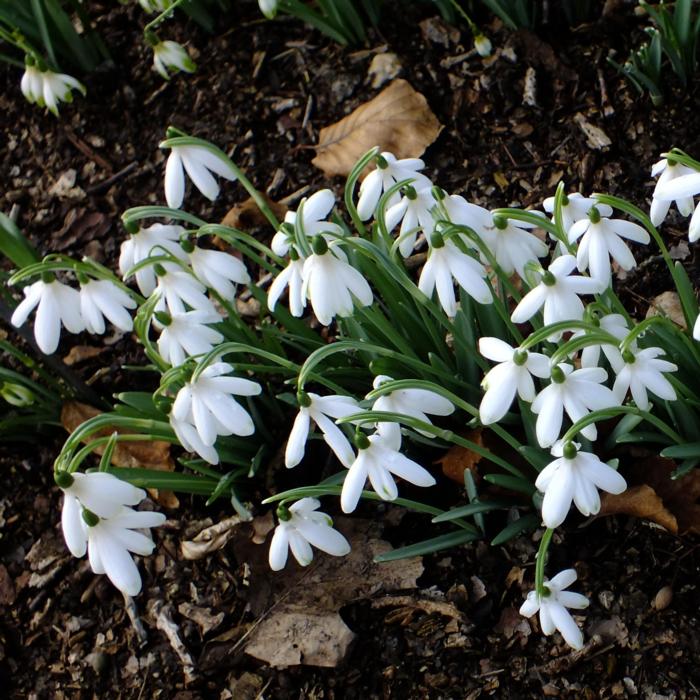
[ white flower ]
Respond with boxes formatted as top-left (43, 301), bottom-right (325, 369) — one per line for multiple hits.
top-left (285, 393), bottom-right (360, 468)
top-left (649, 158), bottom-right (696, 226)
top-left (258, 0), bottom-right (279, 19)
top-left (301, 244), bottom-right (373, 325)
top-left (478, 338), bottom-right (550, 424)
top-left (156, 309), bottom-right (223, 367)
top-left (162, 142), bottom-right (237, 209)
top-left (153, 40), bottom-right (196, 80)
top-left (341, 430), bottom-right (435, 513)
top-left (480, 213), bottom-right (549, 279)
top-left (655, 167), bottom-right (700, 242)
top-left (418, 237), bottom-right (492, 316)
top-left (357, 152), bottom-right (431, 222)
top-left (569, 212), bottom-right (650, 286)
top-left (11, 278), bottom-right (84, 354)
top-left (139, 0), bottom-right (173, 10)
top-left (543, 193), bottom-right (611, 239)
top-left (268, 255), bottom-right (306, 317)
top-left (271, 189), bottom-right (342, 257)
top-left (511, 255), bottom-right (602, 328)
top-left (119, 223), bottom-right (188, 296)
top-left (20, 63), bottom-right (43, 104)
top-left (170, 362), bottom-right (261, 448)
top-left (58, 471), bottom-right (146, 557)
top-left (84, 506), bottom-right (166, 596)
top-left (40, 69), bottom-right (85, 115)
top-left (474, 33), bottom-right (492, 57)
top-left (188, 246), bottom-right (250, 299)
top-left (269, 498), bottom-right (350, 570)
top-left (531, 363), bottom-right (619, 447)
top-left (170, 416), bottom-right (219, 464)
top-left (535, 441), bottom-right (627, 527)
top-left (694, 314), bottom-right (700, 341)
top-left (610, 347), bottom-right (677, 410)
top-left (80, 279), bottom-right (136, 335)
top-left (519, 569), bottom-right (589, 650)
top-left (153, 266), bottom-right (217, 315)
top-left (385, 186), bottom-right (438, 257)
top-left (575, 313), bottom-right (630, 368)
top-left (370, 375), bottom-right (454, 440)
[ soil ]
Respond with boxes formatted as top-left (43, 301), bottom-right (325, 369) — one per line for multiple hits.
top-left (1, 1), bottom-right (700, 697)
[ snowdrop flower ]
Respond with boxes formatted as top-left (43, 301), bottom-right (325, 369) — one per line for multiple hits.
top-left (341, 430), bottom-right (435, 513)
top-left (302, 237), bottom-right (373, 325)
top-left (152, 40), bottom-right (196, 80)
top-left (186, 244), bottom-right (250, 299)
top-left (370, 375), bottom-right (454, 440)
top-left (11, 276), bottom-right (84, 354)
top-left (520, 569), bottom-right (589, 650)
top-left (79, 279), bottom-right (136, 335)
top-left (56, 471), bottom-right (146, 556)
top-left (152, 265), bottom-right (217, 315)
top-left (285, 392), bottom-right (360, 468)
top-left (568, 207), bottom-right (650, 286)
top-left (511, 255), bottom-right (602, 329)
top-left (357, 152), bottom-right (431, 221)
top-left (139, 0), bottom-right (173, 10)
top-left (654, 165), bottom-right (700, 242)
top-left (119, 223), bottom-right (188, 296)
top-left (267, 253), bottom-right (306, 317)
top-left (419, 234), bottom-right (492, 316)
top-left (478, 338), bottom-right (550, 424)
top-left (40, 69), bottom-right (85, 115)
top-left (609, 346), bottom-right (677, 410)
top-left (649, 157), bottom-right (696, 226)
top-left (271, 189), bottom-right (342, 257)
top-left (170, 416), bottom-right (219, 464)
top-left (536, 441), bottom-right (627, 527)
top-left (480, 213), bottom-right (549, 279)
top-left (694, 315), bottom-right (700, 342)
top-left (575, 313), bottom-right (630, 369)
top-left (474, 33), bottom-right (492, 57)
top-left (161, 138), bottom-right (237, 209)
top-left (20, 61), bottom-right (43, 104)
top-left (82, 506), bottom-right (166, 596)
top-left (531, 363), bottom-right (619, 447)
top-left (543, 193), bottom-right (611, 239)
top-left (258, 0), bottom-right (279, 19)
top-left (156, 310), bottom-right (223, 367)
top-left (385, 186), bottom-right (438, 257)
top-left (171, 362), bottom-right (261, 448)
top-left (269, 498), bottom-right (350, 570)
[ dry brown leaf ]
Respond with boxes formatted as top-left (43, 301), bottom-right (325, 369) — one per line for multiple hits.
top-left (600, 485), bottom-right (678, 533)
top-left (220, 195), bottom-right (287, 232)
top-left (645, 291), bottom-right (687, 329)
top-left (436, 429), bottom-right (484, 483)
top-left (312, 79), bottom-right (442, 178)
top-left (61, 402), bottom-right (178, 508)
top-left (600, 455), bottom-right (700, 534)
top-left (368, 52), bottom-right (402, 89)
top-left (63, 345), bottom-right (104, 366)
top-left (180, 516), bottom-right (244, 560)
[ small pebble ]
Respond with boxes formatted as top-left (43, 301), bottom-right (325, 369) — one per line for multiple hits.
top-left (652, 585), bottom-right (673, 611)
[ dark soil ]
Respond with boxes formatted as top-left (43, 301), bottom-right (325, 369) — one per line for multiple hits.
top-left (1, 1), bottom-right (700, 697)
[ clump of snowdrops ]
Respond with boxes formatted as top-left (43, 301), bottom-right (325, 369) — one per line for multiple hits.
top-left (7, 130), bottom-right (700, 651)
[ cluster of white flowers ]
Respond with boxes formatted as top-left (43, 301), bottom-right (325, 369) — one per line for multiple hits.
top-left (56, 471), bottom-right (165, 596)
top-left (20, 60), bottom-right (85, 116)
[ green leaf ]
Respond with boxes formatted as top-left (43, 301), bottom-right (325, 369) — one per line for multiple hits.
top-left (432, 499), bottom-right (509, 523)
top-left (373, 529), bottom-right (480, 562)
top-left (661, 442), bottom-right (700, 458)
top-left (484, 473), bottom-right (536, 495)
top-left (491, 513), bottom-right (539, 545)
top-left (0, 213), bottom-right (39, 268)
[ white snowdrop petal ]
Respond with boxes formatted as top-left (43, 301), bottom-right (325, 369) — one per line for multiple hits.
top-left (10, 282), bottom-right (43, 328)
top-left (549, 603), bottom-right (584, 649)
top-left (285, 410), bottom-right (311, 468)
top-left (96, 531), bottom-right (144, 596)
top-left (294, 519), bottom-right (350, 557)
top-left (288, 529), bottom-right (314, 566)
top-left (165, 150), bottom-right (185, 209)
top-left (341, 458), bottom-right (368, 513)
top-left (541, 466), bottom-right (574, 527)
top-left (548, 569), bottom-right (578, 591)
top-left (557, 591), bottom-right (589, 610)
top-left (368, 464), bottom-right (399, 501)
top-left (385, 452), bottom-right (435, 487)
top-left (657, 172), bottom-right (700, 200)
top-left (181, 152), bottom-right (220, 201)
top-left (61, 495), bottom-right (87, 558)
top-left (269, 526), bottom-right (290, 570)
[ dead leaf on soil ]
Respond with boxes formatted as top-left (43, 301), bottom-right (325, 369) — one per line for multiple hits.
top-left (436, 429), bottom-right (484, 483)
top-left (180, 516), bottom-right (245, 560)
top-left (573, 112), bottom-right (612, 150)
top-left (220, 195), bottom-right (287, 233)
top-left (239, 517), bottom-right (423, 668)
top-left (645, 291), bottom-right (687, 330)
top-left (63, 345), bottom-right (105, 366)
top-left (312, 79), bottom-right (442, 178)
top-left (599, 455), bottom-right (700, 534)
top-left (61, 402), bottom-right (178, 508)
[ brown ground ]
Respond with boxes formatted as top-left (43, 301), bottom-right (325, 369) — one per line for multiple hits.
top-left (1, 1), bottom-right (700, 697)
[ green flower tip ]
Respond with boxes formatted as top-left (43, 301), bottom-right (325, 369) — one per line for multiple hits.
top-left (24, 54), bottom-right (36, 67)
top-left (180, 237), bottom-right (195, 253)
top-left (376, 154), bottom-right (388, 170)
top-left (40, 270), bottom-right (56, 284)
top-left (431, 186), bottom-right (445, 201)
top-left (297, 391), bottom-right (312, 408)
top-left (81, 508), bottom-right (100, 527)
top-left (311, 235), bottom-right (328, 256)
top-left (276, 503), bottom-right (291, 522)
top-left (513, 349), bottom-right (528, 366)
top-left (154, 311), bottom-right (172, 326)
top-left (153, 263), bottom-right (167, 277)
top-left (403, 185), bottom-right (417, 201)
top-left (550, 365), bottom-right (566, 384)
top-left (622, 349), bottom-right (636, 364)
top-left (542, 270), bottom-right (557, 287)
top-left (123, 219), bottom-right (139, 234)
top-left (144, 30), bottom-right (159, 47)
top-left (355, 431), bottom-right (371, 450)
top-left (588, 206), bottom-right (601, 224)
top-left (562, 441), bottom-right (577, 460)
top-left (54, 471), bottom-right (74, 489)
top-left (492, 214), bottom-right (508, 230)
top-left (430, 232), bottom-right (445, 249)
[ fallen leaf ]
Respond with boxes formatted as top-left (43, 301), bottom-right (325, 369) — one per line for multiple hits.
top-left (241, 517), bottom-right (423, 668)
top-left (312, 79), bottom-right (442, 178)
top-left (177, 602), bottom-right (225, 635)
top-left (645, 291), bottom-right (687, 329)
top-left (180, 516), bottom-right (244, 560)
top-left (600, 485), bottom-right (678, 533)
top-left (573, 112), bottom-right (612, 150)
top-left (250, 512), bottom-right (275, 545)
top-left (61, 402), bottom-right (178, 508)
top-left (368, 52), bottom-right (402, 89)
top-left (436, 429), bottom-right (484, 483)
top-left (220, 195), bottom-right (287, 232)
top-left (63, 345), bottom-right (105, 366)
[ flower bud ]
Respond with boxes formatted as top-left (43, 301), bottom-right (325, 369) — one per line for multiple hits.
top-left (54, 471), bottom-right (74, 489)
top-left (1, 382), bottom-right (35, 407)
top-left (474, 33), bottom-right (492, 57)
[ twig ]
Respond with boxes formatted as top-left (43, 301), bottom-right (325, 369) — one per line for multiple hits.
top-left (86, 162), bottom-right (139, 195)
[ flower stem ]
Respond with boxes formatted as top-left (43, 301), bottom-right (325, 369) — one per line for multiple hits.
top-left (535, 527), bottom-right (554, 597)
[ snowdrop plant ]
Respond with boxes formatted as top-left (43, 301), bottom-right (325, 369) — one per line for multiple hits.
top-left (6, 132), bottom-right (700, 656)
